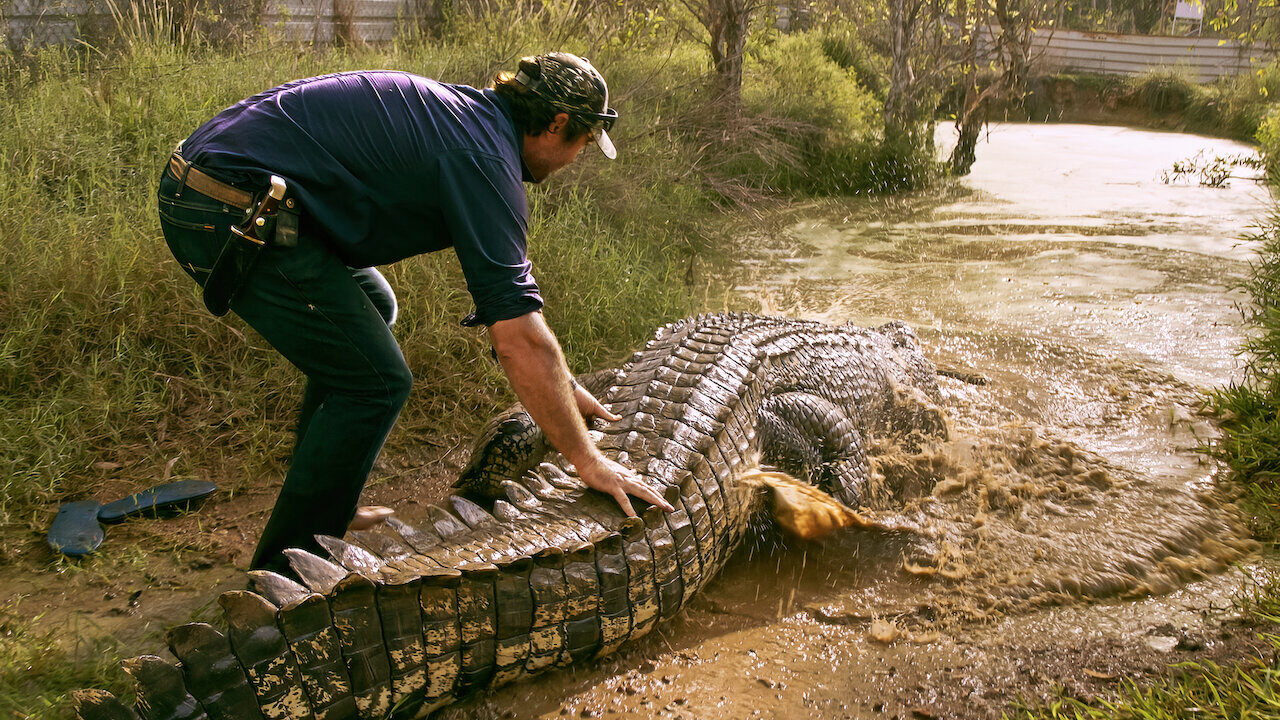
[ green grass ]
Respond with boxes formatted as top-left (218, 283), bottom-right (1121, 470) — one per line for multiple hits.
top-left (1206, 209), bottom-right (1280, 539)
top-left (1008, 647), bottom-right (1280, 719)
top-left (0, 599), bottom-right (134, 719)
top-left (0, 7), bottom-right (905, 716)
top-left (1010, 573), bottom-right (1280, 720)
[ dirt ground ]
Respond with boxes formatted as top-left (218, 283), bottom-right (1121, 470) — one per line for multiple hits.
top-left (4, 416), bottom-right (1275, 720)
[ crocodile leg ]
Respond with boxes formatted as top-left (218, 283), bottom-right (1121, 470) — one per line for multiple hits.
top-left (759, 391), bottom-right (868, 507)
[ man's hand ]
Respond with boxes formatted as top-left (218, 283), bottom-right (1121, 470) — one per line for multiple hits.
top-left (572, 382), bottom-right (620, 425)
top-left (489, 311), bottom-right (676, 518)
top-left (576, 453), bottom-right (674, 518)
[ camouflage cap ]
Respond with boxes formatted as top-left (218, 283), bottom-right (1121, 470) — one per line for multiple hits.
top-left (514, 52), bottom-right (618, 159)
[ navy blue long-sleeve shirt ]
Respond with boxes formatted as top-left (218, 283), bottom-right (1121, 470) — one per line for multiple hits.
top-left (181, 70), bottom-right (542, 326)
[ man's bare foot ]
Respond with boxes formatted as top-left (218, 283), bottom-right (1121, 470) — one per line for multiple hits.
top-left (349, 505), bottom-right (395, 531)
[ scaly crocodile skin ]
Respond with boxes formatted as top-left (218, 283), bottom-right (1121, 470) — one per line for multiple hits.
top-left (73, 313), bottom-right (944, 720)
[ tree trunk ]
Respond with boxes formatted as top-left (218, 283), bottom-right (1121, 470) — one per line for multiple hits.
top-left (707, 0), bottom-right (750, 104)
top-left (949, 80), bottom-right (988, 175)
top-left (884, 0), bottom-right (919, 143)
top-left (993, 0), bottom-right (1031, 98)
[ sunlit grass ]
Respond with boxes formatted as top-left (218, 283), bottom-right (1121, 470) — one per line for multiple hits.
top-left (1009, 646), bottom-right (1280, 720)
top-left (1012, 574), bottom-right (1280, 720)
top-left (0, 599), bottom-right (133, 720)
top-left (0, 14), bottom-right (912, 714)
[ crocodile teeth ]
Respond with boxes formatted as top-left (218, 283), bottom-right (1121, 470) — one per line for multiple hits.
top-left (248, 570), bottom-right (311, 608)
top-left (316, 535), bottom-right (383, 576)
top-left (284, 549), bottom-right (349, 593)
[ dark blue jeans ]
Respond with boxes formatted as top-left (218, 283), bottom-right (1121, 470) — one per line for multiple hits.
top-left (158, 170), bottom-right (413, 573)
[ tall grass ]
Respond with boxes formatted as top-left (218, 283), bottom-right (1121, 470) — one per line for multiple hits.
top-left (1204, 208), bottom-right (1280, 540)
top-left (0, 35), bottom-right (726, 535)
top-left (1009, 643), bottom-right (1280, 720)
top-left (0, 7), bottom-right (905, 711)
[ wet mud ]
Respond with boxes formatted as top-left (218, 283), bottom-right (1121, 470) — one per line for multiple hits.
top-left (437, 124), bottom-right (1274, 718)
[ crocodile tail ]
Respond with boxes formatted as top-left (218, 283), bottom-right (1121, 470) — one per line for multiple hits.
top-left (72, 690), bottom-right (139, 720)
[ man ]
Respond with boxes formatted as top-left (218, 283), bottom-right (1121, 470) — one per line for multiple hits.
top-left (157, 52), bottom-right (672, 576)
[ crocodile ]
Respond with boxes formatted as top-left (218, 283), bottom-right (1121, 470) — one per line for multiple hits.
top-left (73, 312), bottom-right (946, 720)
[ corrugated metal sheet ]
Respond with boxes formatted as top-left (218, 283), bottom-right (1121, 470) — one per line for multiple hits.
top-left (261, 0), bottom-right (409, 42)
top-left (1, 0), bottom-right (427, 48)
top-left (3, 0), bottom-right (103, 48)
top-left (982, 26), bottom-right (1274, 82)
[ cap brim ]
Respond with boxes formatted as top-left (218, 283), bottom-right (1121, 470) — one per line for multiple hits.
top-left (593, 127), bottom-right (616, 160)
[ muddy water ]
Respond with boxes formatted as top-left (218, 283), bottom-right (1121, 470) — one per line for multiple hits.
top-left (445, 124), bottom-right (1272, 719)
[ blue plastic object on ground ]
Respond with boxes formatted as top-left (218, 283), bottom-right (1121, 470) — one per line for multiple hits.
top-left (47, 501), bottom-right (105, 557)
top-left (97, 479), bottom-right (218, 524)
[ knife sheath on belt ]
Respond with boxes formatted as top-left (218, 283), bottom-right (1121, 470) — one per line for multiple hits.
top-left (203, 175), bottom-right (287, 317)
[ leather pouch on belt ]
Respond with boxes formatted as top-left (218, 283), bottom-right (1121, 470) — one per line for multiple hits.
top-left (202, 176), bottom-right (287, 317)
top-left (275, 203), bottom-right (299, 248)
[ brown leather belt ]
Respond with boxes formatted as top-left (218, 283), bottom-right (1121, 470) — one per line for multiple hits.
top-left (167, 153), bottom-right (254, 210)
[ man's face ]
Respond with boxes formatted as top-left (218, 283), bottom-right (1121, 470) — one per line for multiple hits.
top-left (523, 113), bottom-right (593, 182)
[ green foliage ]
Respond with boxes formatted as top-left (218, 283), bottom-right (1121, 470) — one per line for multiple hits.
top-left (745, 32), bottom-right (878, 141)
top-left (1176, 63), bottom-right (1280, 140)
top-left (1257, 109), bottom-right (1280, 181)
top-left (0, 21), bottom-right (891, 552)
top-left (1011, 636), bottom-right (1280, 719)
top-left (1129, 69), bottom-right (1200, 114)
top-left (704, 30), bottom-right (935, 197)
top-left (817, 23), bottom-right (888, 101)
top-left (1033, 65), bottom-right (1279, 142)
top-left (1204, 207), bottom-right (1280, 539)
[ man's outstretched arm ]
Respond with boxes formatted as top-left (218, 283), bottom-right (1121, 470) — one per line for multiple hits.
top-left (487, 311), bottom-right (674, 517)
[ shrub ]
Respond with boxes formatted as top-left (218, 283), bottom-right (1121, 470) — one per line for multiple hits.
top-left (707, 31), bottom-right (888, 196)
top-left (1129, 68), bottom-right (1200, 114)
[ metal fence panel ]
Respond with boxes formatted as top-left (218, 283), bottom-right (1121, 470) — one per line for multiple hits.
top-left (3, 0), bottom-right (437, 48)
top-left (981, 26), bottom-right (1275, 82)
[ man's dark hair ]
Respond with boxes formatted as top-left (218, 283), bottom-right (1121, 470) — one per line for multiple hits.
top-left (492, 57), bottom-right (593, 140)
